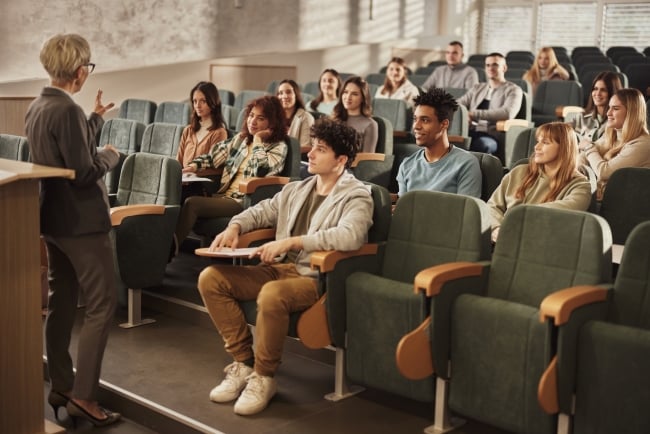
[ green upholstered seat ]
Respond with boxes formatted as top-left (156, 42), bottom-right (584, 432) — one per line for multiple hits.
top-left (350, 115), bottom-right (395, 188)
top-left (599, 167), bottom-right (650, 245)
top-left (234, 90), bottom-right (267, 113)
top-left (98, 118), bottom-right (146, 195)
top-left (154, 101), bottom-right (191, 125)
top-left (431, 206), bottom-right (611, 434)
top-left (111, 153), bottom-right (182, 328)
top-left (345, 191), bottom-right (492, 402)
top-left (568, 221), bottom-right (650, 434)
top-left (0, 134), bottom-right (29, 161)
top-left (140, 122), bottom-right (184, 157)
top-left (470, 151), bottom-right (503, 201)
top-left (532, 81), bottom-right (583, 126)
top-left (118, 98), bottom-right (157, 124)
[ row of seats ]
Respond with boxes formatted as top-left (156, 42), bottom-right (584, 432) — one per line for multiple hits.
top-left (4, 133), bottom-right (649, 434)
top-left (225, 184), bottom-right (650, 434)
top-left (118, 99), bottom-right (191, 125)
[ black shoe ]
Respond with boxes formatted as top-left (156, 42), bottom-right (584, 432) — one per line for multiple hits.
top-left (47, 390), bottom-right (69, 421)
top-left (66, 399), bottom-right (121, 427)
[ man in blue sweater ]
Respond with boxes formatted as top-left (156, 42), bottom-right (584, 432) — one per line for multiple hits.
top-left (397, 88), bottom-right (482, 199)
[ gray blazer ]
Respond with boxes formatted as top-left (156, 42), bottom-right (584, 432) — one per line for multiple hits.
top-left (25, 87), bottom-right (119, 236)
top-left (457, 81), bottom-right (523, 134)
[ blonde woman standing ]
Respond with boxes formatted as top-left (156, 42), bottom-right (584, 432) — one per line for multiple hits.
top-left (25, 33), bottom-right (121, 427)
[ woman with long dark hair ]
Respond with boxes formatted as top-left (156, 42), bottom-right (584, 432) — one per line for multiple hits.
top-left (277, 79), bottom-right (314, 149)
top-left (332, 76), bottom-right (378, 153)
top-left (177, 81), bottom-right (227, 174)
top-left (571, 71), bottom-right (622, 142)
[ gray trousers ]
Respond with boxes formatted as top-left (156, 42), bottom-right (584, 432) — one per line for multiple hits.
top-left (44, 232), bottom-right (117, 400)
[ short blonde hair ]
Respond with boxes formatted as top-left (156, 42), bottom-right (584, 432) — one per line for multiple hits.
top-left (40, 34), bottom-right (91, 82)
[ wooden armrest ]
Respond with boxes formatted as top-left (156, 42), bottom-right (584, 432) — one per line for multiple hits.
top-left (539, 285), bottom-right (608, 326)
top-left (238, 228), bottom-right (276, 248)
top-left (390, 193), bottom-right (398, 204)
top-left (393, 130), bottom-right (410, 138)
top-left (496, 119), bottom-right (531, 132)
top-left (414, 262), bottom-right (484, 296)
top-left (310, 243), bottom-right (378, 273)
top-left (448, 135), bottom-right (465, 145)
top-left (396, 316), bottom-right (434, 379)
top-left (559, 105), bottom-right (584, 118)
top-left (300, 145), bottom-right (312, 154)
top-left (351, 152), bottom-right (386, 168)
top-left (239, 176), bottom-right (289, 194)
top-left (110, 204), bottom-right (164, 226)
top-left (296, 294), bottom-right (331, 349)
top-left (538, 355), bottom-right (559, 414)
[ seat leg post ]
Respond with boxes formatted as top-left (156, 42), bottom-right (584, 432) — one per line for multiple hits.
top-left (424, 376), bottom-right (465, 434)
top-left (324, 347), bottom-right (363, 401)
top-left (557, 413), bottom-right (571, 434)
top-left (119, 288), bottom-right (156, 328)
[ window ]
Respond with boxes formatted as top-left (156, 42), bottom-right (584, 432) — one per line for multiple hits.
top-left (537, 3), bottom-right (598, 52)
top-left (602, 3), bottom-right (650, 50)
top-left (481, 6), bottom-right (533, 54)
top-left (481, 1), bottom-right (650, 54)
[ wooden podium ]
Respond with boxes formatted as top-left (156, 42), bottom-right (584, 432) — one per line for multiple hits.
top-left (0, 159), bottom-right (74, 434)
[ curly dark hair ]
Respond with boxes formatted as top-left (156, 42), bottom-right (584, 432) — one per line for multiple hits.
top-left (239, 95), bottom-right (288, 144)
top-left (414, 87), bottom-right (459, 123)
top-left (189, 81), bottom-right (226, 132)
top-left (310, 118), bottom-right (360, 169)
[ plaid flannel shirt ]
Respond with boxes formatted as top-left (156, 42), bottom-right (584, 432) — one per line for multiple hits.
top-left (191, 134), bottom-right (288, 199)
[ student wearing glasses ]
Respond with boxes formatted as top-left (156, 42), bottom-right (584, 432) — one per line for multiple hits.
top-left (456, 52), bottom-right (523, 155)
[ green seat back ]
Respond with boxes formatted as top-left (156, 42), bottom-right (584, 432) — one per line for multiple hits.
top-left (0, 134), bottom-right (29, 161)
top-left (140, 122), bottom-right (184, 157)
top-left (115, 153), bottom-right (182, 206)
top-left (382, 190), bottom-right (492, 283)
top-left (488, 206), bottom-right (612, 307)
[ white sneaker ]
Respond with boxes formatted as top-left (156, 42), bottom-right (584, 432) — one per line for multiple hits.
top-left (233, 372), bottom-right (277, 415)
top-left (209, 362), bottom-right (254, 403)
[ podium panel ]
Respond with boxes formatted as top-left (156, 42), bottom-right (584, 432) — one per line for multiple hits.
top-left (0, 159), bottom-right (73, 434)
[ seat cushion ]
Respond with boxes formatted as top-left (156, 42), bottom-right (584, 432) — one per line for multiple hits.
top-left (449, 294), bottom-right (555, 434)
top-left (346, 272), bottom-right (433, 402)
top-left (574, 321), bottom-right (650, 434)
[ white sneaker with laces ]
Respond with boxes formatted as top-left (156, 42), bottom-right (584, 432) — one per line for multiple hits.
top-left (233, 372), bottom-right (277, 415)
top-left (209, 362), bottom-right (254, 403)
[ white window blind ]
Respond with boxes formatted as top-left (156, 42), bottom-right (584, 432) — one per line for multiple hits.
top-left (602, 3), bottom-right (650, 50)
top-left (536, 3), bottom-right (599, 52)
top-left (481, 6), bottom-right (534, 54)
